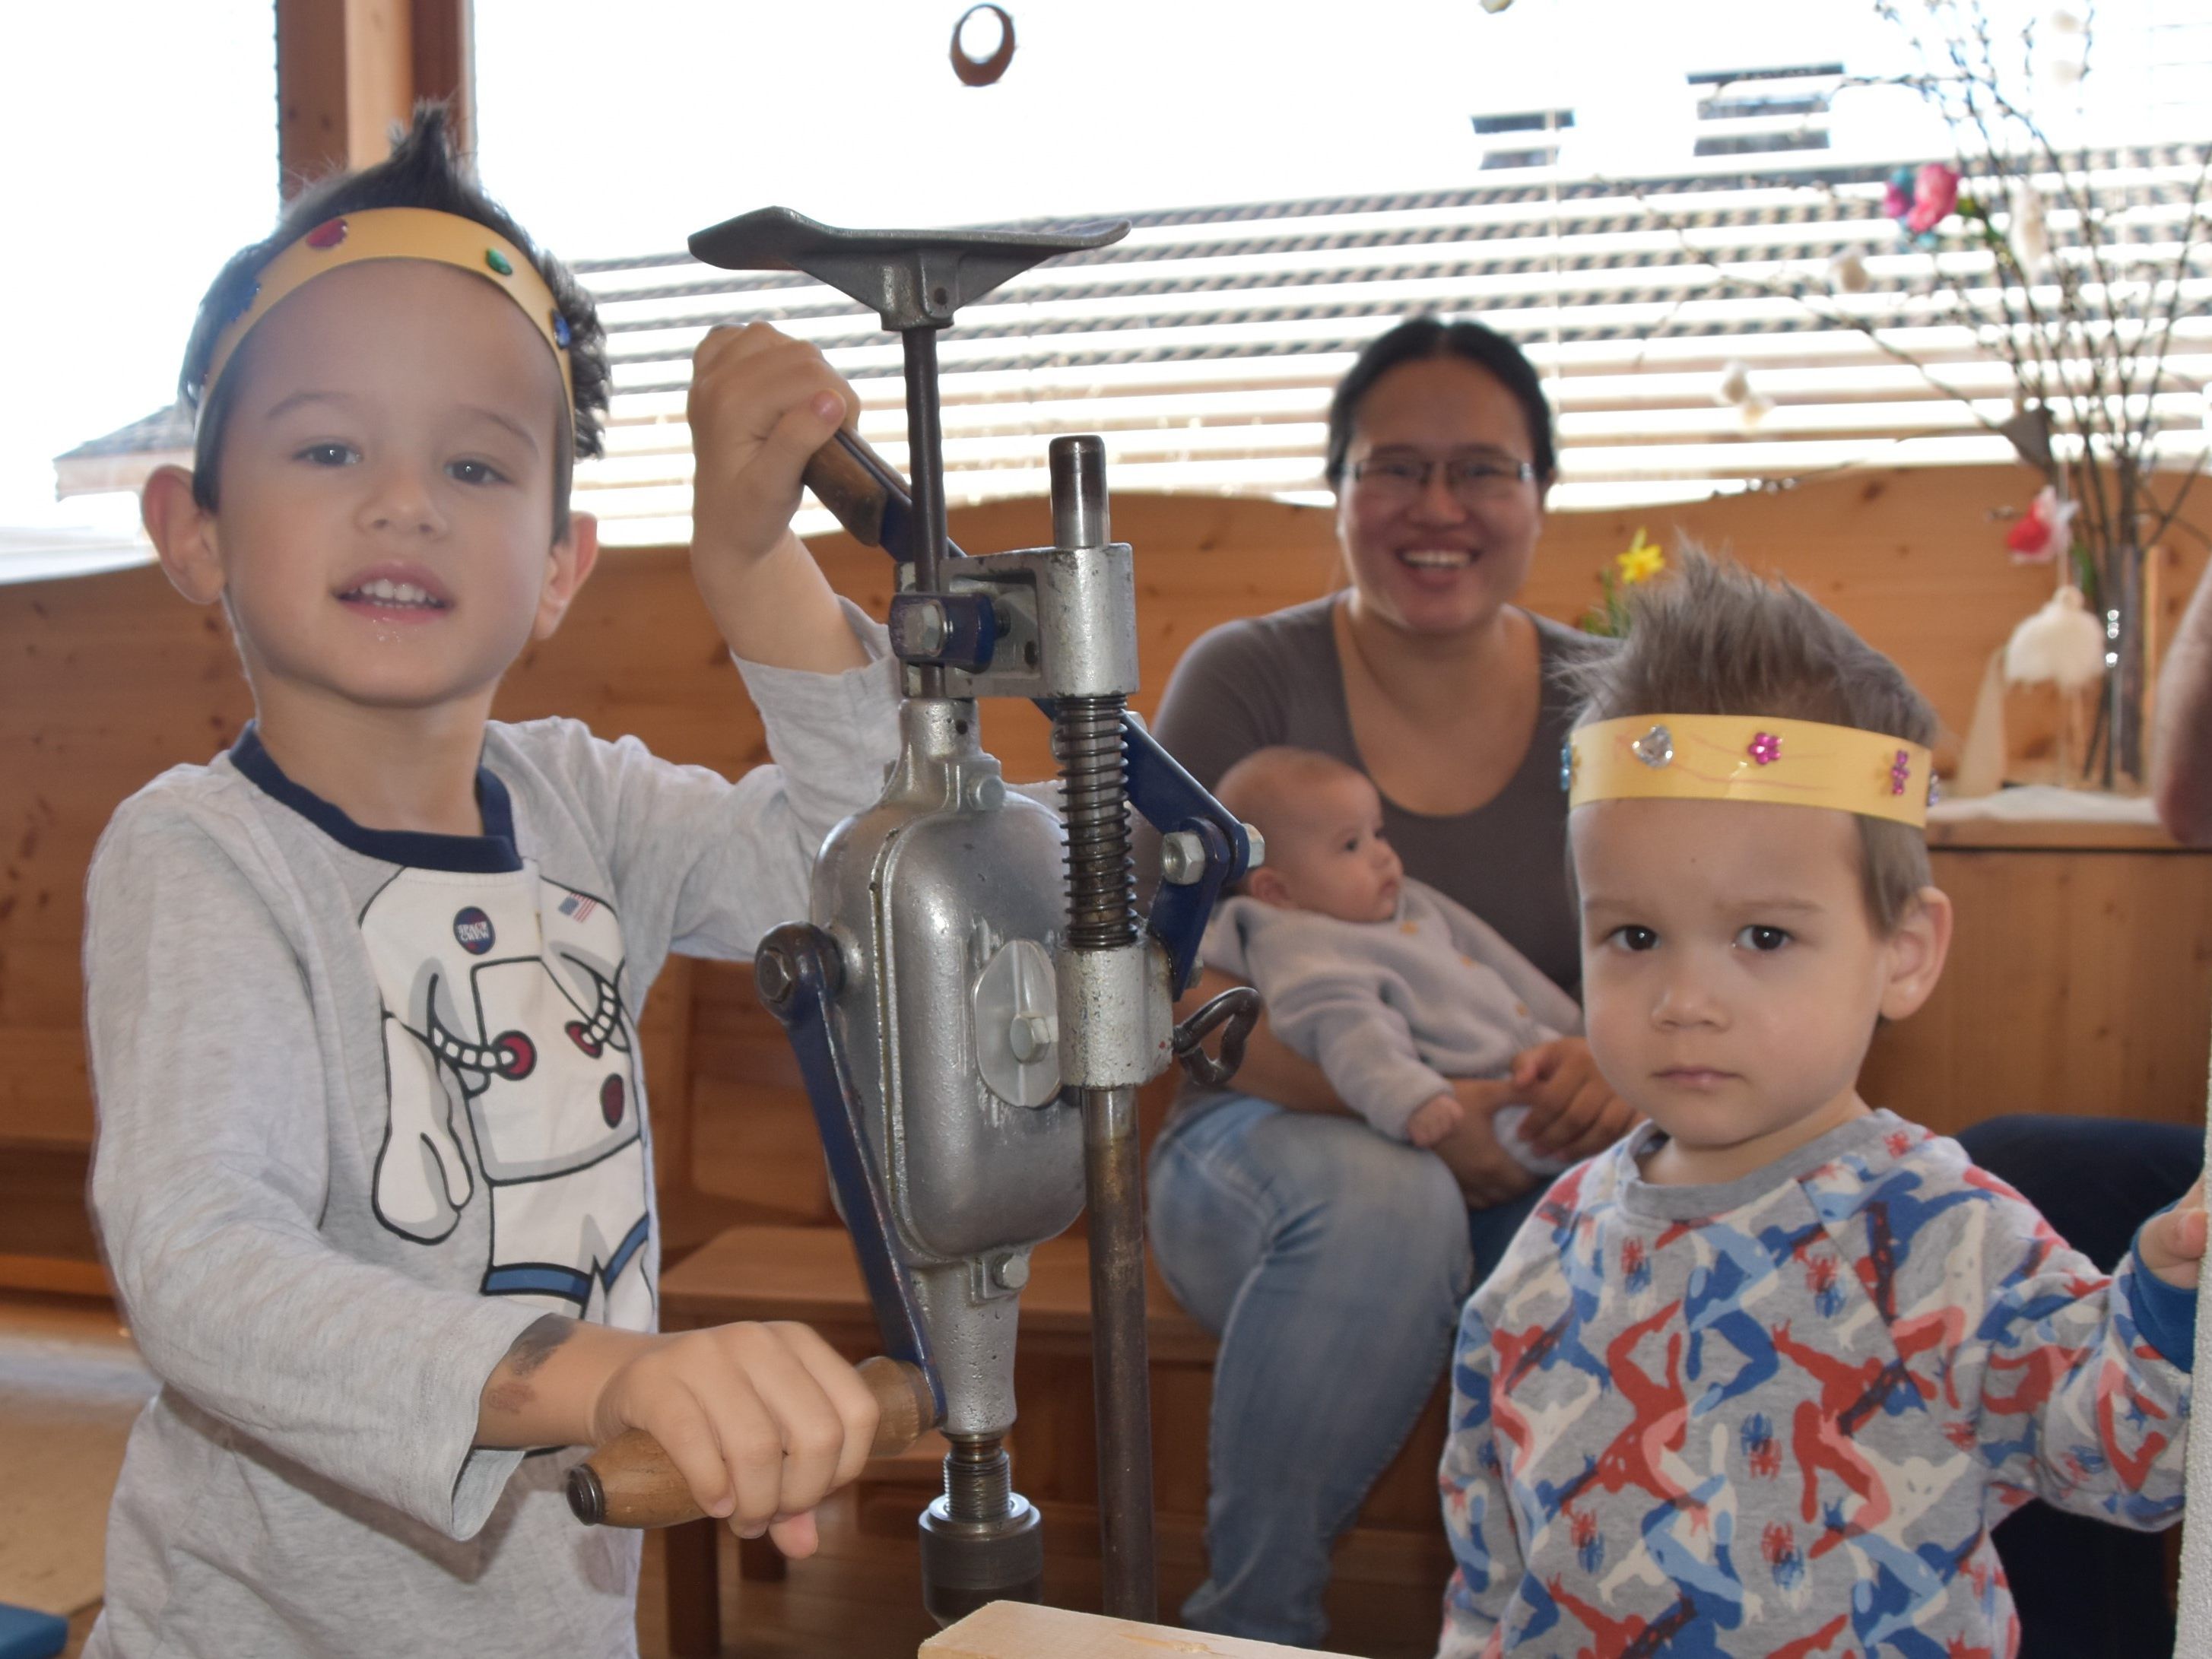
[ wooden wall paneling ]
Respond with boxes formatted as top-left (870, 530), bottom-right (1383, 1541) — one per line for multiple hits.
top-left (0, 1147), bottom-right (100, 1267)
top-left (1861, 846), bottom-right (2212, 1134)
top-left (685, 963), bottom-right (834, 1227)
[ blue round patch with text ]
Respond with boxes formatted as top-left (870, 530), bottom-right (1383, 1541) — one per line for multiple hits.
top-left (452, 906), bottom-right (496, 955)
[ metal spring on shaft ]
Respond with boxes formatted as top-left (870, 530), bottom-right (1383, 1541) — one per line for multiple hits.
top-left (944, 1437), bottom-right (1014, 1522)
top-left (1053, 696), bottom-right (1137, 950)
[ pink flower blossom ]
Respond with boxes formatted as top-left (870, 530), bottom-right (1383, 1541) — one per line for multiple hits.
top-left (1904, 163), bottom-right (1962, 236)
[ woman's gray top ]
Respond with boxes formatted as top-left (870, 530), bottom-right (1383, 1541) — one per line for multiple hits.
top-left (1150, 595), bottom-right (1603, 998)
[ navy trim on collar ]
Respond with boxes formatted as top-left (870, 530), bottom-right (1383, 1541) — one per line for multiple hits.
top-left (230, 723), bottom-right (522, 874)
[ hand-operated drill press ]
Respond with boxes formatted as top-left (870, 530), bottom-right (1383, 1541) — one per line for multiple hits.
top-left (569, 209), bottom-right (1262, 1625)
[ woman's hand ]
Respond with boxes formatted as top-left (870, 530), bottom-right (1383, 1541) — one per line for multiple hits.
top-left (1509, 1037), bottom-right (1636, 1161)
top-left (1430, 1079), bottom-right (1541, 1207)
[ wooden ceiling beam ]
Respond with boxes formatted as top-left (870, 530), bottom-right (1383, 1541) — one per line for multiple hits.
top-left (275, 0), bottom-right (474, 198)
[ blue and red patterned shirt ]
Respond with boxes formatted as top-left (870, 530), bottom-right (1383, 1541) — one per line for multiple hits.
top-left (1439, 1109), bottom-right (2191, 1658)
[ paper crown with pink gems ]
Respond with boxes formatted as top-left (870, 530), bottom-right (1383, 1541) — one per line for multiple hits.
top-left (1564, 715), bottom-right (1935, 828)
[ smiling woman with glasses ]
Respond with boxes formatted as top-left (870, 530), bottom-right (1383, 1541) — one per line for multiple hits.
top-left (1144, 315), bottom-right (1638, 1648)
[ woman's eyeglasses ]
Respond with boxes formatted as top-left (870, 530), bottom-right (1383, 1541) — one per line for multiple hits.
top-left (1350, 453), bottom-right (1537, 504)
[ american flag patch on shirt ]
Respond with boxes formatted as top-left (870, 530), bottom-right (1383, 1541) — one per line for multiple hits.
top-left (559, 893), bottom-right (598, 922)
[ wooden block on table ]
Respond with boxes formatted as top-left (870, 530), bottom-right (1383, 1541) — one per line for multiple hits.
top-left (922, 1600), bottom-right (1361, 1657)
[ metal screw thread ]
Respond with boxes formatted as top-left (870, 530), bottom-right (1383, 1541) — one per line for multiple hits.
top-left (943, 1436), bottom-right (1014, 1522)
top-left (1052, 696), bottom-right (1137, 950)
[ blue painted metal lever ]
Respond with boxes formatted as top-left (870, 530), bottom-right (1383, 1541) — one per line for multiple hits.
top-left (805, 431), bottom-right (1252, 996)
top-left (754, 923), bottom-right (947, 1420)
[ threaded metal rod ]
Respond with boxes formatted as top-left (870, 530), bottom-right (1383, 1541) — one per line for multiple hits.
top-left (942, 1435), bottom-right (1014, 1521)
top-left (1052, 696), bottom-right (1137, 950)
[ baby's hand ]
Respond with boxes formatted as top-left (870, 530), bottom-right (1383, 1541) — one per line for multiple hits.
top-left (590, 1320), bottom-right (879, 1557)
top-left (2137, 1175), bottom-right (2208, 1289)
top-left (1509, 1037), bottom-right (1636, 1159)
top-left (1407, 1091), bottom-right (1466, 1149)
top-left (687, 323), bottom-right (855, 573)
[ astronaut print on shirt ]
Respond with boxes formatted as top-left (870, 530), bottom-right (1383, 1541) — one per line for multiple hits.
top-left (360, 864), bottom-right (654, 1331)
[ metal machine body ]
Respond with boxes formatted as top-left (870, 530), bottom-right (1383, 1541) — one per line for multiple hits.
top-left (690, 208), bottom-right (1259, 1624)
top-left (813, 702), bottom-right (1080, 1437)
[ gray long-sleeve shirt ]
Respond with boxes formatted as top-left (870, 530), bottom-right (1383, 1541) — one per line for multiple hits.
top-left (83, 611), bottom-right (899, 1659)
top-left (1201, 878), bottom-right (1582, 1140)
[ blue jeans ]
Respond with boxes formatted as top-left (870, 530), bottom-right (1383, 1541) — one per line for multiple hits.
top-left (1147, 1094), bottom-right (1544, 1646)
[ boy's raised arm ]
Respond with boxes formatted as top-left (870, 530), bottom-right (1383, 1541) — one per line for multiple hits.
top-left (685, 323), bottom-right (871, 674)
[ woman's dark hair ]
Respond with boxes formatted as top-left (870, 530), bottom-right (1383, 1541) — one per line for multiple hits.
top-left (1323, 316), bottom-right (1555, 490)
top-left (179, 104), bottom-right (609, 538)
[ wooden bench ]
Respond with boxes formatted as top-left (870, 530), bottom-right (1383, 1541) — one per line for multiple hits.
top-left (655, 1224), bottom-right (1454, 1654)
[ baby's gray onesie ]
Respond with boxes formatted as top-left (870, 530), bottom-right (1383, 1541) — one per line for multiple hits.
top-left (1203, 879), bottom-right (1582, 1140)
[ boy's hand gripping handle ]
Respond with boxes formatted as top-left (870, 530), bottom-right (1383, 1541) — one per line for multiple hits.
top-left (565, 1355), bottom-right (938, 1527)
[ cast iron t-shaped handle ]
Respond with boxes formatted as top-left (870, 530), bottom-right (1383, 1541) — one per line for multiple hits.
top-left (687, 206), bottom-right (1128, 330)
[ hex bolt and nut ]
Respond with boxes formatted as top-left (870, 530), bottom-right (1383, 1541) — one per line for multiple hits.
top-left (899, 598), bottom-right (949, 657)
top-left (1158, 831), bottom-right (1204, 886)
top-left (1008, 1013), bottom-right (1056, 1063)
top-left (1160, 824), bottom-right (1264, 887)
top-left (754, 946), bottom-right (795, 1007)
top-left (967, 774), bottom-right (1006, 812)
top-left (991, 1253), bottom-right (1030, 1291)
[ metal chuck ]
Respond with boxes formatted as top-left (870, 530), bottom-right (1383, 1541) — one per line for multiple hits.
top-left (916, 1434), bottom-right (1045, 1626)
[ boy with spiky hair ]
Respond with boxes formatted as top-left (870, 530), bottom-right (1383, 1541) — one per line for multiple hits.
top-left (1437, 553), bottom-right (2202, 1657)
top-left (87, 108), bottom-right (891, 1656)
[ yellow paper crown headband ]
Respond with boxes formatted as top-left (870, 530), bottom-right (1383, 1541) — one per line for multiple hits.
top-left (1565, 715), bottom-right (1935, 828)
top-left (198, 208), bottom-right (575, 409)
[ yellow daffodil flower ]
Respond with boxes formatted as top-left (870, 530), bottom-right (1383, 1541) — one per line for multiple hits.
top-left (1616, 532), bottom-right (1666, 586)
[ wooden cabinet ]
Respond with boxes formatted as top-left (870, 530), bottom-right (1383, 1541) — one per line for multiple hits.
top-left (1863, 817), bottom-right (2212, 1136)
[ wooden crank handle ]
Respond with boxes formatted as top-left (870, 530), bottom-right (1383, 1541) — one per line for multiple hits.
top-left (565, 1354), bottom-right (937, 1528)
top-left (801, 430), bottom-right (891, 549)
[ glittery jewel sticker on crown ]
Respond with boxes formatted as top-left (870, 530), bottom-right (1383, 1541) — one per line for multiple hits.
top-left (1632, 725), bottom-right (1674, 768)
top-left (305, 217), bottom-right (348, 250)
top-left (1747, 731), bottom-right (1782, 766)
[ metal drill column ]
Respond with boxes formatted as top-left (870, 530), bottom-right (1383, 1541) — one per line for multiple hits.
top-left (901, 328), bottom-right (949, 700)
top-left (1047, 435), bottom-right (1157, 1621)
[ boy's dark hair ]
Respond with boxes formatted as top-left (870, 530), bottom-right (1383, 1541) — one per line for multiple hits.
top-left (179, 104), bottom-right (609, 538)
top-left (1324, 316), bottom-right (1556, 489)
top-left (1561, 549), bottom-right (1938, 931)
